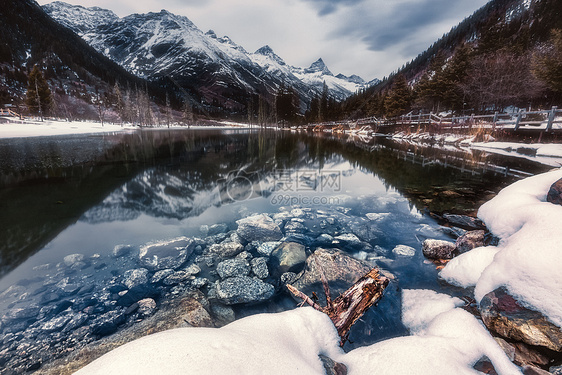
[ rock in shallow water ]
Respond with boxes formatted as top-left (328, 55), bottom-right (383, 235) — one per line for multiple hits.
top-left (236, 214), bottom-right (283, 242)
top-left (480, 287), bottom-right (562, 352)
top-left (216, 277), bottom-right (275, 305)
top-left (422, 239), bottom-right (457, 260)
top-left (139, 237), bottom-right (196, 271)
top-left (270, 242), bottom-right (306, 274)
top-left (216, 258), bottom-right (251, 279)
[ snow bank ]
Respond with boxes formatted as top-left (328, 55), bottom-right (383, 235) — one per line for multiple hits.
top-left (439, 246), bottom-right (500, 288)
top-left (343, 290), bottom-right (520, 375)
top-left (75, 307), bottom-right (342, 375)
top-left (0, 119), bottom-right (137, 138)
top-left (441, 168), bottom-right (562, 327)
top-left (75, 292), bottom-right (521, 375)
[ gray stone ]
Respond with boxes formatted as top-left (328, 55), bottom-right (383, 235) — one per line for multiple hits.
top-left (216, 259), bottom-right (251, 279)
top-left (550, 365), bottom-right (562, 375)
top-left (139, 237), bottom-right (196, 271)
top-left (392, 245), bottom-right (416, 257)
top-left (210, 302), bottom-right (236, 326)
top-left (163, 270), bottom-right (193, 285)
top-left (150, 269), bottom-right (174, 284)
top-left (284, 220), bottom-right (308, 234)
top-left (280, 272), bottom-right (298, 285)
top-left (2, 305), bottom-right (41, 323)
top-left (205, 242), bottom-right (244, 258)
top-left (313, 234), bottom-right (334, 248)
top-left (123, 268), bottom-right (149, 289)
top-left (547, 178), bottom-right (562, 206)
top-left (62, 312), bottom-right (88, 332)
top-left (40, 313), bottom-right (72, 333)
top-left (137, 298), bottom-right (157, 317)
top-left (422, 239), bottom-right (457, 260)
top-left (319, 354), bottom-right (348, 375)
top-left (455, 230), bottom-right (487, 254)
top-left (91, 309), bottom-right (126, 337)
top-left (251, 257), bottom-right (269, 279)
top-left (333, 233), bottom-right (363, 248)
top-left (55, 277), bottom-right (82, 295)
top-left (236, 214), bottom-right (283, 242)
top-left (184, 264), bottom-right (201, 275)
top-left (442, 214), bottom-right (485, 230)
top-left (480, 287), bottom-right (562, 352)
top-left (235, 251), bottom-right (253, 260)
top-left (216, 277), bottom-right (275, 305)
top-left (112, 244), bottom-right (133, 258)
top-left (270, 242), bottom-right (307, 274)
top-left (256, 241), bottom-right (281, 256)
top-left (208, 223), bottom-right (229, 236)
top-left (290, 248), bottom-right (372, 304)
top-left (63, 254), bottom-right (87, 269)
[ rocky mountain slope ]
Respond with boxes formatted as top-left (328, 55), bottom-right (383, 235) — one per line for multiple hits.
top-left (43, 1), bottom-right (373, 111)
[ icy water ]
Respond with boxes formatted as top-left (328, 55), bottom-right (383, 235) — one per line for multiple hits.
top-left (0, 128), bottom-right (553, 371)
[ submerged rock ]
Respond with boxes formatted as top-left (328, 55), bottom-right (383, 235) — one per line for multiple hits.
top-left (270, 242), bottom-right (307, 275)
top-left (290, 248), bottom-right (372, 303)
top-left (205, 242), bottom-right (244, 258)
top-left (442, 214), bottom-right (485, 231)
top-left (392, 245), bottom-right (416, 257)
top-left (422, 239), bottom-right (457, 260)
top-left (216, 258), bottom-right (251, 279)
top-left (139, 237), bottom-right (196, 271)
top-left (123, 268), bottom-right (149, 289)
top-left (236, 214), bottom-right (283, 242)
top-left (455, 230), bottom-right (487, 254)
top-left (480, 287), bottom-right (562, 352)
top-left (216, 277), bottom-right (275, 305)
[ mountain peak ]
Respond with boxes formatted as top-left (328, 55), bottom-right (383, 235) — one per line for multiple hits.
top-left (305, 58), bottom-right (332, 76)
top-left (254, 45), bottom-right (286, 66)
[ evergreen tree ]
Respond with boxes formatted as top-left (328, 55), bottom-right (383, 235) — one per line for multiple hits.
top-left (25, 65), bottom-right (52, 120)
top-left (385, 74), bottom-right (412, 117)
top-left (532, 29), bottom-right (562, 92)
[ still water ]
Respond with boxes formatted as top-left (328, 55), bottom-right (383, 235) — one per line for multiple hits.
top-left (0, 129), bottom-right (552, 360)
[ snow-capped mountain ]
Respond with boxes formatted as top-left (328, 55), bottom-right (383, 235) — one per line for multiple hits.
top-left (43, 1), bottom-right (374, 110)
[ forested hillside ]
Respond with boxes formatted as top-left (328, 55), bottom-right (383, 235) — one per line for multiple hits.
top-left (336, 0), bottom-right (562, 121)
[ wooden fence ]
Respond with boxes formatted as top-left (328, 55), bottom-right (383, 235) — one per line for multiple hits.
top-left (0, 108), bottom-right (21, 118)
top-left (306, 106), bottom-right (562, 134)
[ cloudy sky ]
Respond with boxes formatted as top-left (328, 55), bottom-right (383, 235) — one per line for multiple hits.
top-left (37, 0), bottom-right (489, 81)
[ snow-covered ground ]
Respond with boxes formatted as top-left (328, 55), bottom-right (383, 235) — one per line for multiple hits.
top-left (0, 119), bottom-right (137, 139)
top-left (74, 167), bottom-right (562, 375)
top-left (0, 119), bottom-right (252, 139)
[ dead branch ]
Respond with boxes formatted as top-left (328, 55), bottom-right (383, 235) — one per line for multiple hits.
top-left (287, 266), bottom-right (389, 346)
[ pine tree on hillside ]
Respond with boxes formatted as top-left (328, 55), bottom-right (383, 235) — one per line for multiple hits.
top-left (385, 74), bottom-right (412, 117)
top-left (532, 29), bottom-right (562, 93)
top-left (25, 65), bottom-right (52, 121)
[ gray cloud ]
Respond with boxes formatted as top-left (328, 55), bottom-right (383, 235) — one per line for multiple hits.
top-left (298, 0), bottom-right (365, 16)
top-left (330, 0), bottom-right (487, 56)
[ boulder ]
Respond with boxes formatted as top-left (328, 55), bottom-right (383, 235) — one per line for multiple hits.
top-left (392, 245), bottom-right (416, 257)
top-left (270, 242), bottom-right (306, 274)
top-left (422, 239), bottom-right (457, 260)
top-left (251, 257), bottom-right (269, 279)
top-left (205, 242), bottom-right (244, 258)
top-left (216, 277), bottom-right (275, 305)
top-left (547, 178), bottom-right (562, 206)
top-left (123, 268), bottom-right (149, 289)
top-left (333, 233), bottom-right (363, 249)
top-left (139, 237), bottom-right (196, 271)
top-left (112, 244), bottom-right (133, 258)
top-left (256, 241), bottom-right (281, 256)
top-left (216, 259), bottom-right (251, 279)
top-left (207, 223), bottom-right (229, 236)
top-left (480, 287), bottom-right (562, 352)
top-left (137, 298), bottom-right (157, 317)
top-left (290, 248), bottom-right (372, 303)
top-left (236, 214), bottom-right (283, 242)
top-left (455, 230), bottom-right (487, 254)
top-left (442, 214), bottom-right (485, 231)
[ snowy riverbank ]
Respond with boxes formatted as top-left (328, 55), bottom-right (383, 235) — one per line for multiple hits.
top-left (72, 169), bottom-right (562, 375)
top-left (0, 119), bottom-right (252, 139)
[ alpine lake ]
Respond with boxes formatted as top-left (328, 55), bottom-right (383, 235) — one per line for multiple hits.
top-left (0, 128), bottom-right (554, 373)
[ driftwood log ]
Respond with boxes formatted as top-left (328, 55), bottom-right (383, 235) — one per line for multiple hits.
top-left (287, 260), bottom-right (389, 346)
